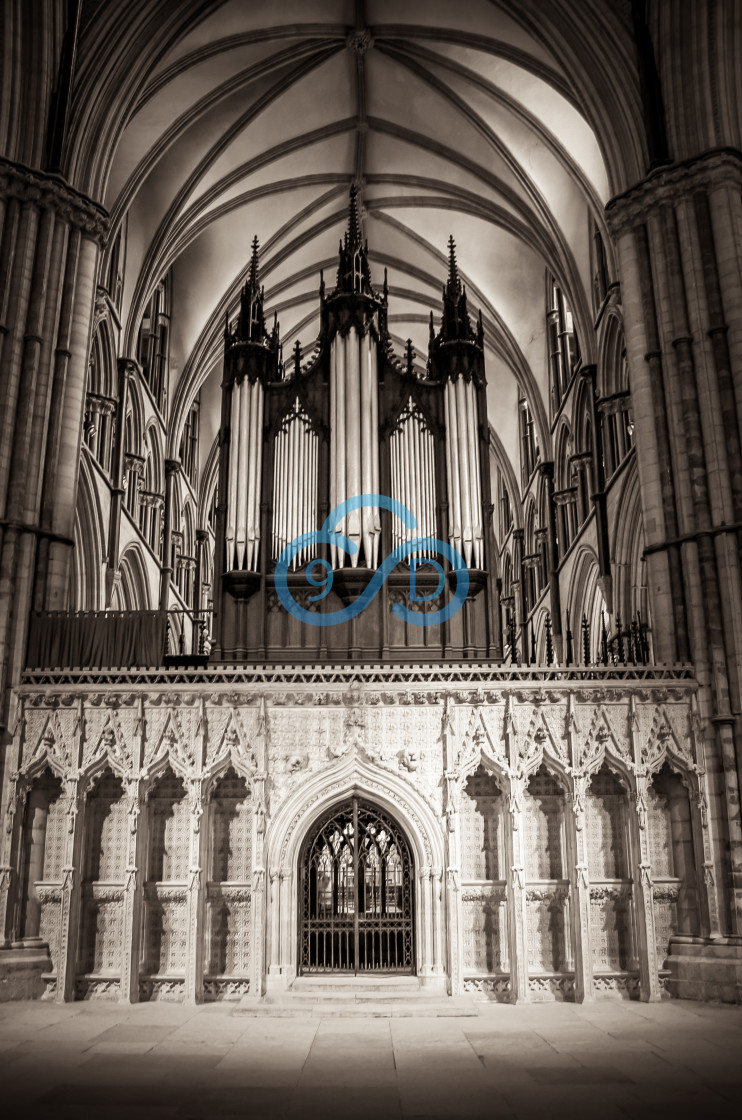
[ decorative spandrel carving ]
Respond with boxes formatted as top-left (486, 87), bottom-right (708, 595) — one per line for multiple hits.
top-left (206, 707), bottom-right (258, 770)
top-left (24, 708), bottom-right (78, 773)
top-left (268, 708), bottom-right (340, 800)
top-left (539, 707), bottom-right (569, 766)
top-left (145, 707), bottom-right (199, 772)
top-left (83, 708), bottom-right (136, 772)
top-left (456, 706), bottom-right (506, 776)
top-left (460, 768), bottom-right (504, 880)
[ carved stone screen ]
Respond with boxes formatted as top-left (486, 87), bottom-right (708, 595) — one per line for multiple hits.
top-left (460, 767), bottom-right (508, 978)
top-left (142, 769), bottom-right (190, 997)
top-left (78, 772), bottom-right (127, 997)
top-left (19, 770), bottom-right (66, 978)
top-left (205, 769), bottom-right (252, 999)
top-left (648, 764), bottom-right (699, 967)
top-left (586, 765), bottom-right (633, 974)
top-left (524, 767), bottom-right (569, 978)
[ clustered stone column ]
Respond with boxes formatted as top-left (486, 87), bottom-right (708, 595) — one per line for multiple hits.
top-left (607, 148), bottom-right (742, 936)
top-left (0, 158), bottom-right (107, 739)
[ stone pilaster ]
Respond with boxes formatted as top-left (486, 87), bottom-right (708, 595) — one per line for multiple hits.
top-left (419, 866), bottom-right (432, 977)
top-left (506, 776), bottom-right (529, 1003)
top-left (184, 779), bottom-right (205, 1004)
top-left (566, 775), bottom-right (594, 1003)
top-left (431, 866), bottom-right (444, 975)
top-left (55, 777), bottom-right (85, 1003)
top-left (630, 774), bottom-right (661, 1001)
top-left (120, 777), bottom-right (144, 1003)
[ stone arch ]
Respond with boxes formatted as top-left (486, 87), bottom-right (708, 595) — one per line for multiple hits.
top-left (567, 546), bottom-right (607, 663)
top-left (72, 453), bottom-right (106, 611)
top-left (113, 543), bottom-right (152, 611)
top-left (264, 755), bottom-right (445, 986)
top-left (612, 459), bottom-right (647, 628)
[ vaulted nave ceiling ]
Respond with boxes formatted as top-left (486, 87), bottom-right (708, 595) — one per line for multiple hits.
top-left (103, 0), bottom-right (615, 481)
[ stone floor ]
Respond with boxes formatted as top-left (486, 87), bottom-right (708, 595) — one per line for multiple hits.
top-left (0, 997), bottom-right (740, 1120)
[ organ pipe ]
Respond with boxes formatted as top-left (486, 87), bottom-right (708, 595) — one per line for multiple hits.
top-left (272, 401), bottom-right (319, 570)
top-left (225, 377), bottom-right (264, 572)
top-left (330, 326), bottom-right (380, 568)
top-left (390, 400), bottom-right (436, 559)
top-left (444, 375), bottom-right (484, 569)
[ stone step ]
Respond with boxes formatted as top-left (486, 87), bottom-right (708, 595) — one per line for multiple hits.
top-left (291, 974), bottom-right (423, 993)
top-left (232, 997), bottom-right (479, 1018)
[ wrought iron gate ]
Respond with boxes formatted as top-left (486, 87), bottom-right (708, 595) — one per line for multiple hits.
top-left (299, 797), bottom-right (415, 973)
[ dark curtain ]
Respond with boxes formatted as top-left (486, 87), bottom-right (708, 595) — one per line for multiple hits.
top-left (26, 611), bottom-right (167, 669)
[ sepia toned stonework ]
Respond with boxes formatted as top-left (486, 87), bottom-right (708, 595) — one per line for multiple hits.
top-left (0, 665), bottom-right (716, 1004)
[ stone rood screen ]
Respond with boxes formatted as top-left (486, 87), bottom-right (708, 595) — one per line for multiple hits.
top-left (212, 191), bottom-right (496, 663)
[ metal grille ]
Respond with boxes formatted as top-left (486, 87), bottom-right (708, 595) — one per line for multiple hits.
top-left (299, 797), bottom-right (414, 973)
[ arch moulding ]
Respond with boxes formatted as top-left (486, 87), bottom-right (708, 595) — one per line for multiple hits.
top-left (263, 753), bottom-right (447, 991)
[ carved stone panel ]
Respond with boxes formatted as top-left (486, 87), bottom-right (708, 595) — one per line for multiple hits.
top-left (524, 769), bottom-right (565, 880)
top-left (460, 768), bottom-right (504, 881)
top-left (207, 771), bottom-right (252, 983)
top-left (585, 768), bottom-right (628, 880)
top-left (461, 889), bottom-right (507, 973)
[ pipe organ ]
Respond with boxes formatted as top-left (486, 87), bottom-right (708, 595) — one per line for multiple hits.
top-left (389, 400), bottom-right (436, 559)
top-left (214, 192), bottom-right (498, 662)
top-left (272, 401), bottom-right (319, 570)
top-left (226, 375), bottom-right (263, 572)
top-left (330, 327), bottom-right (380, 569)
top-left (444, 377), bottom-right (483, 569)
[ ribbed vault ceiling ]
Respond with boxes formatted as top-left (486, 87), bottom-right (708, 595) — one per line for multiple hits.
top-left (104, 0), bottom-right (615, 481)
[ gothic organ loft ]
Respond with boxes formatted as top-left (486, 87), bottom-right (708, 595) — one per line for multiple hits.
top-left (0, 1), bottom-right (741, 1007)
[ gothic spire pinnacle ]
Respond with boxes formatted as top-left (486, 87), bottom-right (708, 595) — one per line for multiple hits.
top-left (346, 182), bottom-right (363, 251)
top-left (235, 233), bottom-right (276, 348)
top-left (428, 237), bottom-right (481, 354)
top-left (446, 235), bottom-right (461, 295)
top-left (335, 183), bottom-right (373, 296)
top-left (248, 235), bottom-right (260, 293)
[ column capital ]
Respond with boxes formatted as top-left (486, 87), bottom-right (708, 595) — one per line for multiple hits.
top-left (606, 147), bottom-right (742, 238)
top-left (0, 156), bottom-right (109, 243)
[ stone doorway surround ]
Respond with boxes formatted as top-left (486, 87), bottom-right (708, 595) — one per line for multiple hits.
top-left (264, 755), bottom-right (448, 993)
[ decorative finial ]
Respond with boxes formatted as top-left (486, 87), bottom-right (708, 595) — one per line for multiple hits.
top-left (405, 339), bottom-right (415, 376)
top-left (248, 235), bottom-right (260, 291)
top-left (346, 183), bottom-right (362, 250)
top-left (447, 235), bottom-right (460, 294)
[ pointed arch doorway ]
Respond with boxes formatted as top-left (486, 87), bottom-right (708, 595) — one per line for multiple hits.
top-left (298, 796), bottom-right (415, 974)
